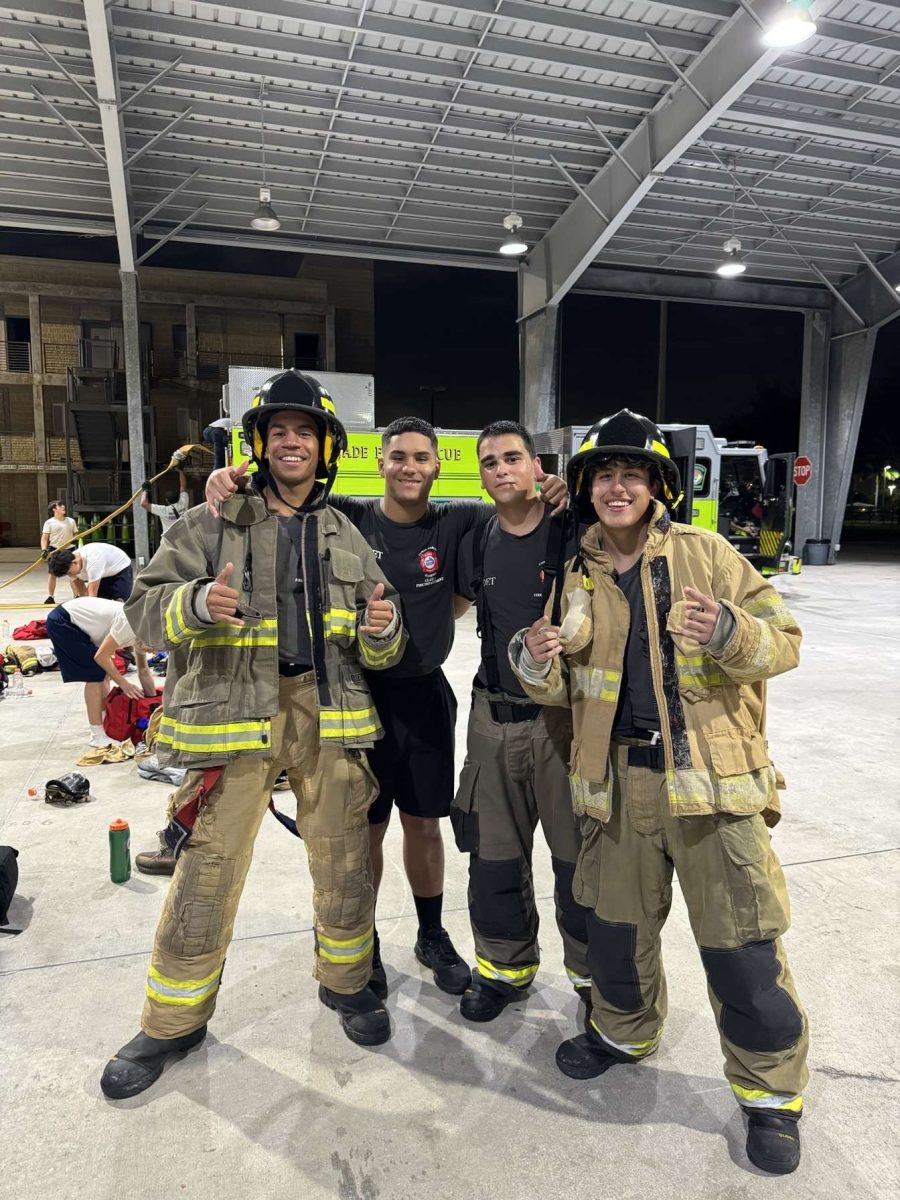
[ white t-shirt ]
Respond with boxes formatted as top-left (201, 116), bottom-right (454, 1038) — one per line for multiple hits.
top-left (149, 491), bottom-right (189, 533)
top-left (62, 598), bottom-right (136, 648)
top-left (42, 516), bottom-right (78, 549)
top-left (77, 543), bottom-right (131, 582)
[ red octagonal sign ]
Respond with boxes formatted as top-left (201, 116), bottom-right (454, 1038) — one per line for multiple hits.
top-left (793, 456), bottom-right (813, 487)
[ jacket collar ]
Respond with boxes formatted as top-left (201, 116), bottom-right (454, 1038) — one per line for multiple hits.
top-left (579, 500), bottom-right (671, 573)
top-left (221, 484), bottom-right (340, 528)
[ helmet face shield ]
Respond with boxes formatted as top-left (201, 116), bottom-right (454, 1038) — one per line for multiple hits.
top-left (566, 409), bottom-right (683, 519)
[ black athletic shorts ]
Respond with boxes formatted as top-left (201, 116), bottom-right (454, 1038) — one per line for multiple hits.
top-left (46, 606), bottom-right (107, 684)
top-left (366, 668), bottom-right (458, 824)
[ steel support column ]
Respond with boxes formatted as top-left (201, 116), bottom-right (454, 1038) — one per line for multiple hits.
top-left (28, 293), bottom-right (49, 514)
top-left (823, 326), bottom-right (877, 562)
top-left (121, 271), bottom-right (149, 565)
top-left (519, 302), bottom-right (560, 435)
top-left (795, 309), bottom-right (829, 554)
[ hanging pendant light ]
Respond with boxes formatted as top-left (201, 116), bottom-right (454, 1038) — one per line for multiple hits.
top-left (762, 0), bottom-right (817, 48)
top-left (499, 119), bottom-right (527, 257)
top-left (714, 165), bottom-right (746, 278)
top-left (251, 80), bottom-right (280, 232)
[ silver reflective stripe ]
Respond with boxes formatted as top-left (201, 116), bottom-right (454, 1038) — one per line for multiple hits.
top-left (147, 972), bottom-right (220, 1000)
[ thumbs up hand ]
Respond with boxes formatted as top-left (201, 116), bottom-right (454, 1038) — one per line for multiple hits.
top-left (206, 562), bottom-right (244, 627)
top-left (360, 581), bottom-right (394, 635)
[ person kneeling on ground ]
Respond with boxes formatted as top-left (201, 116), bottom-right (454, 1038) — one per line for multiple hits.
top-left (510, 410), bottom-right (808, 1177)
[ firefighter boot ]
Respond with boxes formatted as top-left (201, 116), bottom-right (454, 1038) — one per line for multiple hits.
top-left (576, 985), bottom-right (593, 1033)
top-left (318, 984), bottom-right (390, 1047)
top-left (135, 831), bottom-right (176, 876)
top-left (746, 1112), bottom-right (801, 1175)
top-left (369, 929), bottom-right (388, 1000)
top-left (100, 1026), bottom-right (207, 1099)
top-left (459, 976), bottom-right (522, 1023)
top-left (555, 1028), bottom-right (632, 1080)
top-left (414, 927), bottom-right (471, 994)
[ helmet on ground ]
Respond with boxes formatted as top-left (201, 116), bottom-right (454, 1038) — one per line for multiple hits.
top-left (44, 773), bottom-right (91, 806)
top-left (242, 370), bottom-right (348, 504)
top-left (566, 409), bottom-right (683, 519)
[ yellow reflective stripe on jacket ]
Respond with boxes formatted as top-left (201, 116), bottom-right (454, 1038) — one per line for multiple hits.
top-left (731, 1085), bottom-right (803, 1112)
top-left (675, 653), bottom-right (726, 688)
top-left (475, 955), bottom-right (538, 988)
top-left (164, 583), bottom-right (204, 646)
top-left (324, 608), bottom-right (356, 637)
top-left (318, 706), bottom-right (380, 739)
top-left (190, 619), bottom-right (278, 649)
top-left (743, 591), bottom-right (796, 627)
top-left (566, 967), bottom-right (592, 989)
top-left (157, 716), bottom-right (272, 754)
top-left (590, 1018), bottom-right (661, 1059)
top-left (146, 963), bottom-right (222, 1007)
top-left (359, 630), bottom-right (402, 668)
top-left (571, 665), bottom-right (621, 704)
top-left (317, 925), bottom-right (374, 965)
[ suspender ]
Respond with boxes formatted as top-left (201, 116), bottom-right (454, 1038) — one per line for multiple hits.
top-left (472, 510), bottom-right (570, 692)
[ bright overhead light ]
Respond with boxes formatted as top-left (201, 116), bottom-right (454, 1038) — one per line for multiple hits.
top-left (251, 185), bottom-right (281, 231)
top-left (499, 211), bottom-right (527, 256)
top-left (716, 236), bottom-right (746, 278)
top-left (762, 0), bottom-right (817, 48)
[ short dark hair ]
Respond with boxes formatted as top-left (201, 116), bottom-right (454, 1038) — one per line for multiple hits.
top-left (381, 416), bottom-right (438, 451)
top-left (48, 548), bottom-right (76, 577)
top-left (48, 500), bottom-right (65, 516)
top-left (588, 455), bottom-right (662, 491)
top-left (477, 420), bottom-right (535, 458)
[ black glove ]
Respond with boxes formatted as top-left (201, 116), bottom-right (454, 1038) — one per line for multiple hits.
top-left (141, 481), bottom-right (152, 492)
top-left (40, 548), bottom-right (50, 560)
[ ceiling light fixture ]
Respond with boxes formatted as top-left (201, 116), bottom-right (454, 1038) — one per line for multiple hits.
top-left (715, 164), bottom-right (747, 277)
top-left (499, 120), bottom-right (527, 257)
top-left (762, 0), bottom-right (817, 49)
top-left (251, 80), bottom-right (280, 232)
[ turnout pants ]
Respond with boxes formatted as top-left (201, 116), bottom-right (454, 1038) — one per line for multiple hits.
top-left (576, 741), bottom-right (809, 1113)
top-left (450, 689), bottom-right (590, 992)
top-left (141, 673), bottom-right (377, 1040)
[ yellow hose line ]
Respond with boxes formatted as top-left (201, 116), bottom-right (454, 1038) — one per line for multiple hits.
top-left (0, 443), bottom-right (211, 592)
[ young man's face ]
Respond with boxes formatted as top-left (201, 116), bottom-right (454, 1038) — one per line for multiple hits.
top-left (379, 432), bottom-right (439, 506)
top-left (67, 552), bottom-right (83, 577)
top-left (53, 503), bottom-right (66, 519)
top-left (590, 459), bottom-right (659, 529)
top-left (478, 434), bottom-right (539, 506)
top-left (264, 411), bottom-right (321, 491)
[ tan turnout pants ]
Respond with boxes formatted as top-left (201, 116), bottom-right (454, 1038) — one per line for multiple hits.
top-left (575, 741), bottom-right (809, 1113)
top-left (141, 673), bottom-right (377, 1039)
top-left (451, 688), bottom-right (590, 992)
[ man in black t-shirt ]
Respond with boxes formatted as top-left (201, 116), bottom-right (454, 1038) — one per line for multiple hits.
top-left (452, 421), bottom-right (591, 1025)
top-left (204, 417), bottom-right (568, 999)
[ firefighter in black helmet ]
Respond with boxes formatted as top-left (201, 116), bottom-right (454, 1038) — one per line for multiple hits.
top-left (509, 408), bottom-right (808, 1176)
top-left (100, 370), bottom-right (407, 1100)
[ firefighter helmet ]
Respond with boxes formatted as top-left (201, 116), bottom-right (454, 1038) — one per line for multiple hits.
top-left (566, 409), bottom-right (683, 518)
top-left (242, 369), bottom-right (348, 480)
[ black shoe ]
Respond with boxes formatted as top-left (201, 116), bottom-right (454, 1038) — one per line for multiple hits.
top-left (459, 976), bottom-right (522, 1023)
top-left (576, 984), bottom-right (593, 1033)
top-left (318, 984), bottom-right (390, 1047)
top-left (414, 927), bottom-right (472, 994)
top-left (746, 1112), bottom-right (801, 1175)
top-left (44, 596), bottom-right (55, 605)
top-left (369, 929), bottom-right (388, 1001)
top-left (555, 1032), bottom-right (623, 1080)
top-left (100, 1026), bottom-right (207, 1099)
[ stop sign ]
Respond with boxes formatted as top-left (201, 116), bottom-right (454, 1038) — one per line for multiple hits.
top-left (793, 456), bottom-right (812, 487)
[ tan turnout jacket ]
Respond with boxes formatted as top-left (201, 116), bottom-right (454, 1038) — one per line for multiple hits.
top-left (509, 502), bottom-right (801, 826)
top-left (125, 493), bottom-right (406, 766)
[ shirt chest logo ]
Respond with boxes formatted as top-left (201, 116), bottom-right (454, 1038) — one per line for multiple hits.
top-left (419, 547), bottom-right (440, 576)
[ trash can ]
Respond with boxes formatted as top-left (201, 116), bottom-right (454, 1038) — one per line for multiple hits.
top-left (803, 539), bottom-right (831, 566)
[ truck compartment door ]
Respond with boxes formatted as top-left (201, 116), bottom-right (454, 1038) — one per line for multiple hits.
top-left (758, 453), bottom-right (795, 568)
top-left (665, 426), bottom-right (696, 526)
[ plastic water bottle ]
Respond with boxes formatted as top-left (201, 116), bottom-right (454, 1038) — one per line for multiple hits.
top-left (0, 618), bottom-right (10, 641)
top-left (8, 669), bottom-right (24, 698)
top-left (109, 818), bottom-right (131, 883)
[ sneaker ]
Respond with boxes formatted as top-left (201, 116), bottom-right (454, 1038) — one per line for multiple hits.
top-left (459, 976), bottom-right (522, 1022)
top-left (44, 596), bottom-right (55, 605)
top-left (272, 771), bottom-right (291, 792)
top-left (318, 984), bottom-right (390, 1046)
top-left (136, 832), bottom-right (176, 876)
top-left (369, 929), bottom-right (388, 1000)
top-left (414, 927), bottom-right (472, 994)
top-left (100, 1026), bottom-right (207, 1099)
top-left (88, 737), bottom-right (113, 749)
top-left (746, 1112), bottom-right (801, 1175)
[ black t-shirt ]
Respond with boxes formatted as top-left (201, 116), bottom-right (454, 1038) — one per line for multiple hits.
top-left (458, 508), bottom-right (575, 697)
top-left (330, 495), bottom-right (491, 678)
top-left (612, 559), bottom-right (661, 734)
top-left (275, 515), bottom-right (312, 669)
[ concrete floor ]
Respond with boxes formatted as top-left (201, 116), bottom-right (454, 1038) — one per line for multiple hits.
top-left (1, 550), bottom-right (898, 1200)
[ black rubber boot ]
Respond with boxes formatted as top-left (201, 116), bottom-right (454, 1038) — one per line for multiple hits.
top-left (746, 1111), bottom-right (802, 1175)
top-left (576, 985), bottom-right (593, 1033)
top-left (414, 927), bottom-right (472, 994)
top-left (100, 1026), bottom-right (207, 1099)
top-left (369, 929), bottom-right (388, 1001)
top-left (459, 976), bottom-right (522, 1023)
top-left (555, 1031), bottom-right (625, 1080)
top-left (318, 984), bottom-right (390, 1047)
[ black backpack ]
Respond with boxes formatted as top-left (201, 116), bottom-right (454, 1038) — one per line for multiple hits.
top-left (0, 846), bottom-right (20, 934)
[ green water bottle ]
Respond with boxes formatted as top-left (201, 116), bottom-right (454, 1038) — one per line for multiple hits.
top-left (109, 818), bottom-right (131, 883)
